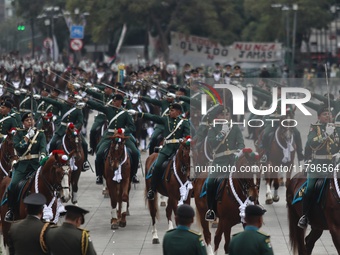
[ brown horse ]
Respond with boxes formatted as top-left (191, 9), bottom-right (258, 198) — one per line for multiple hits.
top-left (41, 112), bottom-right (55, 145)
top-left (57, 123), bottom-right (84, 204)
top-left (194, 148), bottom-right (261, 254)
top-left (0, 131), bottom-right (18, 180)
top-left (145, 139), bottom-right (192, 244)
top-left (0, 150), bottom-right (72, 248)
top-left (287, 171), bottom-right (340, 254)
top-left (103, 133), bottom-right (131, 229)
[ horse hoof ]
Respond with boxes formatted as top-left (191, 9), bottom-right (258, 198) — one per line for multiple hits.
top-left (72, 200), bottom-right (78, 205)
top-left (111, 224), bottom-right (119, 230)
top-left (152, 238), bottom-right (160, 244)
top-left (265, 199), bottom-right (273, 205)
top-left (273, 195), bottom-right (280, 202)
top-left (160, 201), bottom-right (166, 207)
top-left (119, 221), bottom-right (126, 228)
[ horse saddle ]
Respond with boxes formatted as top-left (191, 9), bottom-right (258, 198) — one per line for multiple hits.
top-left (292, 178), bottom-right (328, 205)
top-left (145, 153), bottom-right (175, 180)
top-left (199, 178), bottom-right (224, 201)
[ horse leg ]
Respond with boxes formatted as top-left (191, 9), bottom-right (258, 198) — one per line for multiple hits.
top-left (108, 182), bottom-right (119, 230)
top-left (165, 198), bottom-right (176, 230)
top-left (160, 195), bottom-right (166, 207)
top-left (213, 218), bottom-right (224, 253)
top-left (272, 175), bottom-right (280, 203)
top-left (118, 178), bottom-right (130, 228)
top-left (265, 179), bottom-right (273, 204)
top-left (328, 223), bottom-right (340, 255)
top-left (305, 228), bottom-right (323, 255)
top-left (222, 221), bottom-right (232, 255)
top-left (71, 170), bottom-right (80, 205)
top-left (147, 192), bottom-right (160, 244)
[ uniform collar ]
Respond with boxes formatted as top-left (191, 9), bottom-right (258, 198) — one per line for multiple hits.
top-left (244, 225), bottom-right (259, 231)
top-left (177, 225), bottom-right (189, 230)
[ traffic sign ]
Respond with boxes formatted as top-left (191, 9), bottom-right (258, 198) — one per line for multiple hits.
top-left (43, 37), bottom-right (53, 49)
top-left (70, 39), bottom-right (83, 51)
top-left (70, 25), bottom-right (84, 39)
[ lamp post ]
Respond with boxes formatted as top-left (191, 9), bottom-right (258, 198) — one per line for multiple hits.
top-left (291, 4), bottom-right (298, 78)
top-left (331, 5), bottom-right (340, 65)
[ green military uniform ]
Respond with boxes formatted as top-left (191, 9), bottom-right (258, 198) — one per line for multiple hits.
top-left (8, 215), bottom-right (48, 255)
top-left (138, 111), bottom-right (190, 194)
top-left (41, 97), bottom-right (88, 163)
top-left (163, 225), bottom-right (207, 255)
top-left (206, 122), bottom-right (244, 218)
top-left (35, 97), bottom-right (57, 129)
top-left (229, 225), bottom-right (274, 255)
top-left (45, 223), bottom-right (96, 255)
top-left (10, 107), bottom-right (22, 127)
top-left (18, 94), bottom-right (37, 116)
top-left (0, 113), bottom-right (19, 141)
top-left (86, 100), bottom-right (139, 180)
top-left (85, 87), bottom-right (113, 152)
top-left (140, 96), bottom-right (173, 155)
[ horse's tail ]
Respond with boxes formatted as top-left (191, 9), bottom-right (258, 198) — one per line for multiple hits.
top-left (287, 200), bottom-right (304, 254)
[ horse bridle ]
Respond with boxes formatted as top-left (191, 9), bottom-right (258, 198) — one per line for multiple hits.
top-left (178, 143), bottom-right (191, 175)
top-left (109, 138), bottom-right (125, 164)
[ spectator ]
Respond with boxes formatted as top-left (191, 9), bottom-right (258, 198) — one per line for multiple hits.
top-left (229, 205), bottom-right (274, 255)
top-left (163, 204), bottom-right (207, 255)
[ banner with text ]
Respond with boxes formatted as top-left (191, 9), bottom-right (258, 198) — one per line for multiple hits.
top-left (231, 42), bottom-right (282, 62)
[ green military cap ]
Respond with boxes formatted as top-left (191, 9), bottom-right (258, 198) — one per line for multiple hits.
top-left (65, 205), bottom-right (89, 224)
top-left (170, 103), bottom-right (183, 112)
top-left (112, 94), bottom-right (124, 101)
top-left (23, 193), bottom-right (46, 206)
top-left (245, 205), bottom-right (266, 217)
top-left (317, 104), bottom-right (329, 116)
top-left (167, 85), bottom-right (178, 93)
top-left (177, 204), bottom-right (195, 219)
top-left (21, 112), bottom-right (33, 122)
top-left (233, 65), bottom-right (241, 70)
top-left (1, 101), bottom-right (12, 109)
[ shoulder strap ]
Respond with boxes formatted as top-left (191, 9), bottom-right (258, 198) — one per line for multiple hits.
top-left (164, 118), bottom-right (184, 140)
top-left (21, 129), bottom-right (40, 157)
top-left (61, 107), bottom-right (77, 122)
top-left (19, 96), bottom-right (30, 108)
top-left (39, 222), bottom-right (51, 253)
top-left (81, 230), bottom-right (89, 255)
top-left (0, 115), bottom-right (11, 124)
top-left (108, 110), bottom-right (126, 128)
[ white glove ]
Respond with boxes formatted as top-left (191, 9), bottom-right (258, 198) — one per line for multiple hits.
top-left (14, 90), bottom-right (20, 95)
top-left (166, 92), bottom-right (176, 99)
top-left (39, 154), bottom-right (46, 161)
top-left (33, 94), bottom-right (41, 100)
top-left (85, 82), bottom-right (92, 87)
top-left (221, 124), bottom-right (230, 135)
top-left (43, 205), bottom-right (53, 222)
top-left (128, 109), bottom-right (137, 115)
top-left (160, 81), bottom-right (168, 86)
top-left (20, 88), bottom-right (27, 94)
top-left (0, 84), bottom-right (3, 89)
top-left (25, 128), bottom-right (35, 139)
top-left (246, 84), bottom-right (253, 88)
top-left (74, 94), bottom-right (82, 100)
top-left (81, 91), bottom-right (87, 98)
top-left (325, 124), bottom-right (335, 136)
top-left (73, 83), bottom-right (81, 89)
top-left (76, 102), bottom-right (86, 108)
top-left (90, 87), bottom-right (99, 92)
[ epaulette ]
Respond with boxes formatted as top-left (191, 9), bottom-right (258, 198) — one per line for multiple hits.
top-left (188, 229), bottom-right (202, 236)
top-left (257, 230), bottom-right (270, 238)
top-left (78, 227), bottom-right (90, 233)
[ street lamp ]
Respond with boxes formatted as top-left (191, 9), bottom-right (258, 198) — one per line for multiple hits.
top-left (331, 5), bottom-right (340, 64)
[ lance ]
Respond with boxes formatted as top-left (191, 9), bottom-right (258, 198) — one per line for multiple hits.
top-left (324, 64), bottom-right (331, 115)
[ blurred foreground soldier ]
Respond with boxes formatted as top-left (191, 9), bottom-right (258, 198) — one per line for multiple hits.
top-left (8, 193), bottom-right (48, 255)
top-left (44, 205), bottom-right (97, 255)
top-left (229, 205), bottom-right (274, 255)
top-left (163, 204), bottom-right (207, 255)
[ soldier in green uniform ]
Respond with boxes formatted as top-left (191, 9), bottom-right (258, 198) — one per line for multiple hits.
top-left (8, 193), bottom-right (47, 255)
top-left (205, 107), bottom-right (245, 221)
top-left (84, 83), bottom-right (114, 155)
top-left (0, 101), bottom-right (20, 141)
top-left (44, 205), bottom-right (97, 255)
top-left (139, 85), bottom-right (176, 155)
top-left (18, 89), bottom-right (37, 116)
top-left (83, 94), bottom-right (139, 185)
top-left (128, 103), bottom-right (190, 200)
top-left (33, 92), bottom-right (90, 171)
top-left (1, 96), bottom-right (22, 126)
top-left (34, 87), bottom-right (57, 129)
top-left (298, 105), bottom-right (340, 229)
top-left (163, 204), bottom-right (207, 255)
top-left (5, 113), bottom-right (47, 222)
top-left (229, 205), bottom-right (274, 255)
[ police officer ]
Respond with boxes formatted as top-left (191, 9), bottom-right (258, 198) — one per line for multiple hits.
top-left (128, 103), bottom-right (190, 200)
top-left (84, 94), bottom-right (139, 184)
top-left (44, 205), bottom-right (97, 255)
top-left (5, 113), bottom-right (47, 222)
top-left (163, 204), bottom-right (207, 255)
top-left (205, 107), bottom-right (245, 221)
top-left (229, 205), bottom-right (274, 255)
top-left (8, 193), bottom-right (48, 255)
top-left (298, 105), bottom-right (340, 229)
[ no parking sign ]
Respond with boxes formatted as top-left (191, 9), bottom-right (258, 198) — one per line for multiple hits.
top-left (70, 39), bottom-right (83, 51)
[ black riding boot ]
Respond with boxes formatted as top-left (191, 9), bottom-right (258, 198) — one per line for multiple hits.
top-left (130, 153), bottom-right (140, 184)
top-left (205, 181), bottom-right (216, 221)
top-left (89, 130), bottom-right (96, 155)
top-left (294, 130), bottom-right (304, 161)
top-left (147, 169), bottom-right (161, 200)
top-left (5, 190), bottom-right (15, 222)
top-left (148, 138), bottom-right (157, 155)
top-left (298, 192), bottom-right (312, 229)
top-left (95, 159), bottom-right (103, 185)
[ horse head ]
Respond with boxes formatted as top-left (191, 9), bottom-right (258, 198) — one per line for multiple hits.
top-left (177, 136), bottom-right (192, 177)
top-left (42, 150), bottom-right (74, 203)
top-left (108, 131), bottom-right (129, 170)
top-left (1, 128), bottom-right (18, 175)
top-left (235, 148), bottom-right (261, 202)
top-left (64, 122), bottom-right (82, 159)
top-left (42, 112), bottom-right (55, 142)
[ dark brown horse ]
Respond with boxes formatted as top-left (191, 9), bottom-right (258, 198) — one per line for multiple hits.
top-left (287, 171), bottom-right (340, 254)
top-left (145, 139), bottom-right (192, 244)
top-left (57, 123), bottom-right (84, 204)
top-left (194, 148), bottom-right (261, 254)
top-left (0, 131), bottom-right (18, 181)
top-left (0, 150), bottom-right (72, 248)
top-left (103, 133), bottom-right (131, 229)
top-left (41, 112), bottom-right (55, 145)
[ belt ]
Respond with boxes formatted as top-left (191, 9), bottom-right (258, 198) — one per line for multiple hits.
top-left (213, 150), bottom-right (237, 159)
top-left (20, 109), bottom-right (31, 113)
top-left (108, 129), bottom-right (116, 133)
top-left (61, 122), bottom-right (67, 126)
top-left (312, 155), bottom-right (333, 160)
top-left (199, 122), bottom-right (209, 126)
top-left (19, 154), bottom-right (39, 161)
top-left (164, 139), bottom-right (180, 144)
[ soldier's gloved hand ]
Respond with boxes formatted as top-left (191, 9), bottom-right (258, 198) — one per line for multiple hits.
top-left (325, 124), bottom-right (335, 136)
top-left (14, 90), bottom-right (20, 96)
top-left (73, 83), bottom-right (81, 89)
top-left (76, 102), bottom-right (86, 108)
top-left (221, 123), bottom-right (230, 134)
top-left (25, 128), bottom-right (35, 139)
top-left (74, 94), bottom-right (82, 100)
top-left (33, 94), bottom-right (41, 100)
top-left (39, 154), bottom-right (46, 161)
top-left (128, 109), bottom-right (137, 115)
top-left (85, 82), bottom-right (92, 87)
top-left (90, 87), bottom-right (99, 92)
top-left (166, 92), bottom-right (176, 99)
top-left (20, 88), bottom-right (27, 94)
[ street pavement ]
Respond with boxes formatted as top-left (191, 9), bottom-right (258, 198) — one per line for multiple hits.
top-left (76, 95), bottom-right (337, 255)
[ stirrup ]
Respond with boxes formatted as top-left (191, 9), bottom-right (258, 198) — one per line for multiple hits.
top-left (96, 176), bottom-right (103, 185)
top-left (147, 190), bottom-right (155, 200)
top-left (5, 210), bottom-right (14, 222)
top-left (83, 162), bottom-right (90, 172)
top-left (132, 175), bottom-right (140, 184)
top-left (205, 209), bottom-right (216, 221)
top-left (298, 215), bottom-right (308, 229)
top-left (260, 154), bottom-right (267, 163)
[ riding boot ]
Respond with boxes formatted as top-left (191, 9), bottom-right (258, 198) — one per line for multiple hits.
top-left (5, 190), bottom-right (15, 222)
top-left (298, 191), bottom-right (312, 229)
top-left (147, 169), bottom-right (161, 200)
top-left (95, 159), bottom-right (103, 185)
top-left (148, 138), bottom-right (157, 155)
top-left (205, 178), bottom-right (216, 221)
top-left (130, 158), bottom-right (140, 184)
top-left (294, 131), bottom-right (304, 161)
top-left (89, 130), bottom-right (96, 155)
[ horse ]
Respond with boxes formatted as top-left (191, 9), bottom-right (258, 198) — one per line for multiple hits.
top-left (57, 123), bottom-right (85, 205)
top-left (41, 112), bottom-right (55, 145)
top-left (0, 150), bottom-right (72, 248)
top-left (145, 138), bottom-right (192, 244)
top-left (103, 133), bottom-right (131, 229)
top-left (287, 170), bottom-right (340, 255)
top-left (194, 148), bottom-right (261, 254)
top-left (0, 131), bottom-right (18, 181)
